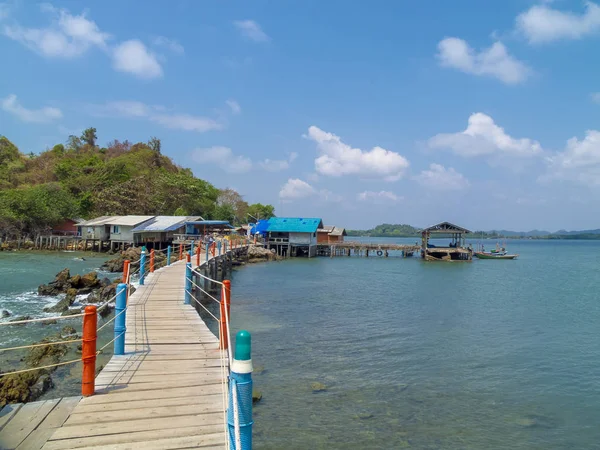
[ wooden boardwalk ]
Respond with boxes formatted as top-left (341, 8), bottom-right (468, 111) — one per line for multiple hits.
top-left (0, 252), bottom-right (231, 449)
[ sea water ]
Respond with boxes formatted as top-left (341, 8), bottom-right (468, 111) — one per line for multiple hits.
top-left (227, 239), bottom-right (600, 449)
top-left (2, 241), bottom-right (600, 448)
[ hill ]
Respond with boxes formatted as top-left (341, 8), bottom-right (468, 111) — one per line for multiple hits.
top-left (0, 130), bottom-right (274, 239)
top-left (347, 224), bottom-right (421, 237)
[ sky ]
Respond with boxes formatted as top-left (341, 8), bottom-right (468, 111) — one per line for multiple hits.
top-left (2, 0), bottom-right (600, 231)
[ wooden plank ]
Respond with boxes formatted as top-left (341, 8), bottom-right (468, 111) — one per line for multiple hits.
top-left (16, 428), bottom-right (55, 450)
top-left (72, 393), bottom-right (223, 414)
top-left (39, 397), bottom-right (81, 428)
top-left (64, 403), bottom-right (223, 426)
top-left (77, 432), bottom-right (226, 450)
top-left (0, 403), bottom-right (23, 432)
top-left (78, 384), bottom-right (222, 405)
top-left (47, 413), bottom-right (224, 440)
top-left (42, 424), bottom-right (224, 449)
top-left (0, 399), bottom-right (60, 449)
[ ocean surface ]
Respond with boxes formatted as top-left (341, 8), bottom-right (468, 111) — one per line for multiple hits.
top-left (2, 240), bottom-right (600, 449)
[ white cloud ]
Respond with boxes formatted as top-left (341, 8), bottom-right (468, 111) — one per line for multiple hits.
top-left (516, 2), bottom-right (600, 44)
top-left (226, 100), bottom-right (241, 115)
top-left (192, 146), bottom-right (253, 173)
top-left (88, 100), bottom-right (223, 132)
top-left (543, 130), bottom-right (600, 185)
top-left (112, 40), bottom-right (162, 79)
top-left (416, 164), bottom-right (470, 190)
top-left (279, 178), bottom-right (316, 200)
top-left (592, 92), bottom-right (600, 104)
top-left (320, 189), bottom-right (344, 203)
top-left (233, 20), bottom-right (269, 42)
top-left (305, 126), bottom-right (410, 181)
top-left (437, 38), bottom-right (531, 84)
top-left (153, 36), bottom-right (184, 54)
top-left (428, 113), bottom-right (543, 158)
top-left (260, 152), bottom-right (298, 172)
top-left (357, 191), bottom-right (401, 202)
top-left (1, 94), bottom-right (62, 123)
top-left (2, 6), bottom-right (110, 58)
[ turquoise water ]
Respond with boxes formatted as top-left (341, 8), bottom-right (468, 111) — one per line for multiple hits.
top-left (0, 251), bottom-right (116, 397)
top-left (2, 242), bottom-right (600, 448)
top-left (227, 239), bottom-right (600, 449)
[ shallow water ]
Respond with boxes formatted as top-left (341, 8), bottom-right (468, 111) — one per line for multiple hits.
top-left (227, 239), bottom-right (600, 449)
top-left (0, 251), bottom-right (116, 397)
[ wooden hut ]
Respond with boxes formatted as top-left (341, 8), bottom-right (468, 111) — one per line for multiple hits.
top-left (317, 226), bottom-right (347, 243)
top-left (421, 222), bottom-right (472, 261)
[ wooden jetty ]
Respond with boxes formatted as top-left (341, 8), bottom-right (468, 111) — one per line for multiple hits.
top-left (0, 241), bottom-right (250, 449)
top-left (321, 241), bottom-right (421, 258)
top-left (421, 222), bottom-right (473, 262)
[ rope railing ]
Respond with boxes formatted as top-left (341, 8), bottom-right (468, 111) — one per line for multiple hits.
top-left (0, 313), bottom-right (85, 326)
top-left (0, 338), bottom-right (82, 353)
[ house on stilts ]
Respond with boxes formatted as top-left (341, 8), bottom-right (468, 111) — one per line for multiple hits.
top-left (421, 221), bottom-right (472, 261)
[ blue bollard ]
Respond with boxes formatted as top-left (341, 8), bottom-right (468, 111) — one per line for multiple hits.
top-left (229, 330), bottom-right (253, 450)
top-left (140, 247), bottom-right (147, 285)
top-left (167, 245), bottom-right (171, 266)
top-left (114, 283), bottom-right (127, 355)
top-left (185, 262), bottom-right (192, 305)
top-left (218, 241), bottom-right (222, 256)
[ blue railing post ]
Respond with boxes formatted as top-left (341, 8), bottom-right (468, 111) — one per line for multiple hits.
top-left (140, 247), bottom-right (147, 285)
top-left (167, 245), bottom-right (171, 266)
top-left (114, 283), bottom-right (127, 355)
top-left (185, 262), bottom-right (192, 305)
top-left (218, 240), bottom-right (222, 256)
top-left (229, 330), bottom-right (253, 450)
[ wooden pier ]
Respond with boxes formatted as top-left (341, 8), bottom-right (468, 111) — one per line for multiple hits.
top-left (320, 241), bottom-right (421, 258)
top-left (0, 243), bottom-right (250, 449)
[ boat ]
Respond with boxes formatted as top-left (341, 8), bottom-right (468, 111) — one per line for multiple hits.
top-left (474, 251), bottom-right (518, 260)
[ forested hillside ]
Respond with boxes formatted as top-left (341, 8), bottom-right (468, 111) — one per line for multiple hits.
top-left (0, 129), bottom-right (274, 238)
top-left (346, 224), bottom-right (421, 237)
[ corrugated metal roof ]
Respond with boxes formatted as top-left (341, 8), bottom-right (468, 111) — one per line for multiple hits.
top-left (267, 217), bottom-right (323, 233)
top-left (106, 216), bottom-right (156, 226)
top-left (78, 216), bottom-right (120, 226)
top-left (132, 216), bottom-right (203, 232)
top-left (329, 227), bottom-right (347, 236)
top-left (318, 226), bottom-right (335, 233)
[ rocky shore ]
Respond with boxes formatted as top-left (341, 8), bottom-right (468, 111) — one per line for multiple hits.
top-left (247, 245), bottom-right (282, 264)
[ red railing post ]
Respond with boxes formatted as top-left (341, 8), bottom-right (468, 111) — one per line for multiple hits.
top-left (122, 260), bottom-right (130, 283)
top-left (150, 249), bottom-right (155, 273)
top-left (220, 280), bottom-right (231, 350)
top-left (81, 305), bottom-right (97, 397)
top-left (196, 244), bottom-right (201, 266)
top-left (186, 253), bottom-right (191, 263)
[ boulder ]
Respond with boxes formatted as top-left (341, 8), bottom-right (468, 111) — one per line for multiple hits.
top-left (55, 268), bottom-right (71, 285)
top-left (80, 272), bottom-right (99, 288)
top-left (9, 315), bottom-right (32, 325)
top-left (252, 389), bottom-right (263, 404)
top-left (44, 289), bottom-right (77, 313)
top-left (100, 277), bottom-right (112, 287)
top-left (29, 374), bottom-right (53, 400)
top-left (1, 310), bottom-right (10, 318)
top-left (61, 326), bottom-right (77, 337)
top-left (69, 274), bottom-right (82, 288)
top-left (61, 308), bottom-right (83, 317)
top-left (310, 382), bottom-right (327, 393)
top-left (38, 284), bottom-right (61, 296)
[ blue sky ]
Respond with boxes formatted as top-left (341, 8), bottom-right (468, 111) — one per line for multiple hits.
top-left (2, 0), bottom-right (600, 231)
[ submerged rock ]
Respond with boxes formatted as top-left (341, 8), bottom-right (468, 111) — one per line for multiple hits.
top-left (311, 382), bottom-right (328, 393)
top-left (9, 315), bottom-right (32, 325)
top-left (1, 310), bottom-right (10, 318)
top-left (43, 289), bottom-right (77, 313)
top-left (61, 308), bottom-right (83, 317)
top-left (252, 389), bottom-right (263, 404)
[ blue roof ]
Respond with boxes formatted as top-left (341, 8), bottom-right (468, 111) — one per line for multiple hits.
top-left (132, 216), bottom-right (202, 232)
top-left (266, 217), bottom-right (323, 233)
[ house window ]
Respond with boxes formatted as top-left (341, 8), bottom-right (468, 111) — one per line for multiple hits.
top-left (112, 225), bottom-right (120, 234)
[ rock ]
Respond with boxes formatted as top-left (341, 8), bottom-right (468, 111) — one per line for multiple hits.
top-left (69, 274), bottom-right (82, 288)
top-left (354, 412), bottom-right (374, 420)
top-left (29, 374), bottom-right (53, 400)
top-left (61, 326), bottom-right (77, 336)
top-left (9, 315), bottom-right (31, 325)
top-left (311, 382), bottom-right (327, 392)
top-left (80, 272), bottom-right (99, 288)
top-left (61, 308), bottom-right (83, 316)
top-left (25, 338), bottom-right (68, 367)
top-left (253, 365), bottom-right (266, 375)
top-left (246, 245), bottom-right (282, 263)
top-left (42, 320), bottom-right (58, 325)
top-left (76, 287), bottom-right (93, 295)
top-left (38, 284), bottom-right (61, 296)
top-left (252, 389), bottom-right (263, 404)
top-left (0, 372), bottom-right (41, 407)
top-left (55, 268), bottom-right (71, 284)
top-left (99, 304), bottom-right (114, 319)
top-left (100, 277), bottom-right (111, 287)
top-left (101, 247), bottom-right (143, 272)
top-left (44, 289), bottom-right (77, 313)
top-left (1, 310), bottom-right (10, 318)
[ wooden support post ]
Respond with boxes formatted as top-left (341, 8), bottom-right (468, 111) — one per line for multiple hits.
top-left (196, 244), bottom-right (201, 267)
top-left (81, 305), bottom-right (97, 397)
top-left (150, 249), bottom-right (155, 273)
top-left (220, 280), bottom-right (231, 350)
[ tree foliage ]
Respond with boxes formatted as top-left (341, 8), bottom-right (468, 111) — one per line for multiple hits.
top-left (247, 203), bottom-right (275, 220)
top-left (346, 223), bottom-right (421, 237)
top-left (0, 130), bottom-right (274, 238)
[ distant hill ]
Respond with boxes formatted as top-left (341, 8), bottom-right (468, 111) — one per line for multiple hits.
top-left (347, 223), bottom-right (421, 237)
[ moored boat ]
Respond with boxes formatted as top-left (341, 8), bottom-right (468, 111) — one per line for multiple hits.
top-left (474, 251), bottom-right (518, 260)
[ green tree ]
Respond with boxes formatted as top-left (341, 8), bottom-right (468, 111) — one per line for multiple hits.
top-left (66, 135), bottom-right (83, 152)
top-left (247, 203), bottom-right (275, 221)
top-left (148, 137), bottom-right (161, 154)
top-left (81, 127), bottom-right (98, 147)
